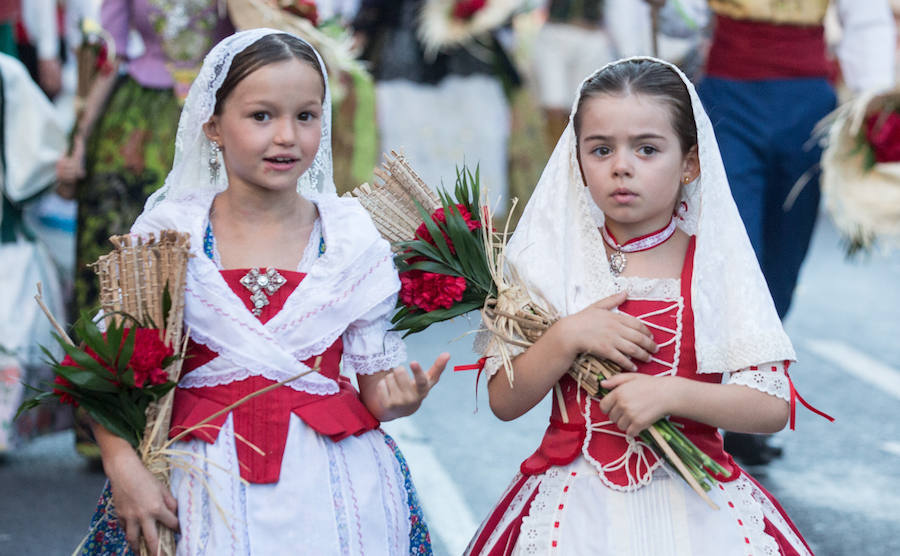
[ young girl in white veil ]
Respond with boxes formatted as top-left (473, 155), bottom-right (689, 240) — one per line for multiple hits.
top-left (82, 29), bottom-right (448, 555)
top-left (466, 58), bottom-right (817, 555)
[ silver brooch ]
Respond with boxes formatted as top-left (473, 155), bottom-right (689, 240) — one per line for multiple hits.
top-left (240, 267), bottom-right (287, 316)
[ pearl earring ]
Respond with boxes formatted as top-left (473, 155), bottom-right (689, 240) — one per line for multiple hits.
top-left (683, 175), bottom-right (691, 184)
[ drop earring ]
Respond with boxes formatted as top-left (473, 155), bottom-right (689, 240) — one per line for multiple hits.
top-left (209, 142), bottom-right (221, 183)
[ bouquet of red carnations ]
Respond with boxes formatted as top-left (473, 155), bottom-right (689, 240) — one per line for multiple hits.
top-left (19, 231), bottom-right (190, 556)
top-left (819, 89), bottom-right (900, 254)
top-left (347, 153), bottom-right (731, 508)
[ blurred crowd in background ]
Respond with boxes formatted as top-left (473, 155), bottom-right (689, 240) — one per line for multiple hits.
top-left (0, 0), bottom-right (897, 466)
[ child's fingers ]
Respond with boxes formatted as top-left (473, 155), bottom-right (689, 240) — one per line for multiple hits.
top-left (141, 520), bottom-right (160, 556)
top-left (616, 336), bottom-right (653, 363)
top-left (409, 362), bottom-right (430, 394)
top-left (592, 291), bottom-right (628, 311)
top-left (603, 348), bottom-right (637, 372)
top-left (616, 312), bottom-right (654, 339)
top-left (426, 352), bottom-right (450, 384)
top-left (164, 491), bottom-right (178, 516)
top-left (618, 322), bottom-right (657, 352)
top-left (601, 373), bottom-right (638, 389)
top-left (125, 520), bottom-right (142, 553)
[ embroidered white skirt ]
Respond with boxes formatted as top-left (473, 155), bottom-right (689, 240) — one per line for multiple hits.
top-left (171, 413), bottom-right (413, 555)
top-left (467, 457), bottom-right (811, 556)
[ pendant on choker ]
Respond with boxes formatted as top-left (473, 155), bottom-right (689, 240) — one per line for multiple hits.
top-left (600, 218), bottom-right (677, 277)
top-left (240, 267), bottom-right (287, 316)
top-left (608, 251), bottom-right (627, 276)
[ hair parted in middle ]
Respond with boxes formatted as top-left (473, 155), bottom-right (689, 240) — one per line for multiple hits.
top-left (573, 60), bottom-right (698, 154)
top-left (214, 32), bottom-right (325, 115)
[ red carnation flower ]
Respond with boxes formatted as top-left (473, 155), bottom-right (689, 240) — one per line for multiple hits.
top-left (128, 328), bottom-right (173, 387)
top-left (453, 0), bottom-right (487, 19)
top-left (53, 374), bottom-right (78, 406)
top-left (865, 110), bottom-right (900, 164)
top-left (399, 270), bottom-right (467, 312)
top-left (415, 204), bottom-right (481, 254)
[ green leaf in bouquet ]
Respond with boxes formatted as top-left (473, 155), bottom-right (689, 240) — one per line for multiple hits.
top-left (53, 361), bottom-right (118, 393)
top-left (443, 203), bottom-right (479, 277)
top-left (57, 337), bottom-right (117, 381)
top-left (393, 299), bottom-right (483, 336)
top-left (14, 391), bottom-right (55, 420)
top-left (79, 395), bottom-right (142, 448)
top-left (395, 239), bottom-right (465, 277)
top-left (116, 326), bottom-right (137, 375)
top-left (39, 344), bottom-right (61, 367)
top-left (162, 280), bottom-right (173, 327)
top-left (119, 367), bottom-right (136, 388)
top-left (407, 259), bottom-right (461, 277)
top-left (143, 381), bottom-right (177, 399)
top-left (412, 198), bottom-right (458, 268)
top-left (74, 312), bottom-right (110, 360)
top-left (102, 318), bottom-right (125, 366)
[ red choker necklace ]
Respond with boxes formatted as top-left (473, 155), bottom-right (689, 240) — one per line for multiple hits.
top-left (600, 218), bottom-right (677, 276)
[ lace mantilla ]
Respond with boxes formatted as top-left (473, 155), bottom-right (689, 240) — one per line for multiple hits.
top-left (144, 28), bottom-right (335, 213)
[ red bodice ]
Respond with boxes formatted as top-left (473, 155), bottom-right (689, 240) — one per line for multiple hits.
top-left (169, 269), bottom-right (379, 484)
top-left (520, 238), bottom-right (737, 488)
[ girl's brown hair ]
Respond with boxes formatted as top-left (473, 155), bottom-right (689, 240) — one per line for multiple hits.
top-left (573, 60), bottom-right (697, 154)
top-left (214, 33), bottom-right (325, 115)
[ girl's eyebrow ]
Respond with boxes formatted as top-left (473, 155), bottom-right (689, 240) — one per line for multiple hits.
top-left (583, 133), bottom-right (668, 142)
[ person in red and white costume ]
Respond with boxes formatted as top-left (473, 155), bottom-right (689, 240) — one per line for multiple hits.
top-left (695, 0), bottom-right (894, 465)
top-left (466, 58), bottom-right (824, 555)
top-left (83, 29), bottom-right (448, 555)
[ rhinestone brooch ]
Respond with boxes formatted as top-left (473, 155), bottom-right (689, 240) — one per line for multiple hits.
top-left (240, 267), bottom-right (287, 316)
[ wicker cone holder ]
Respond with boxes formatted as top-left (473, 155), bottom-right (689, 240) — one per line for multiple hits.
top-left (91, 230), bottom-right (191, 556)
top-left (344, 151), bottom-right (442, 247)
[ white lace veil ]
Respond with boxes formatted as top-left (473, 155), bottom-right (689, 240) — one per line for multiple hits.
top-left (505, 57), bottom-right (796, 373)
top-left (143, 28), bottom-right (335, 212)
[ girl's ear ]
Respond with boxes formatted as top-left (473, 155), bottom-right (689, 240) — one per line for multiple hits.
top-left (203, 117), bottom-right (222, 146)
top-left (682, 144), bottom-right (700, 183)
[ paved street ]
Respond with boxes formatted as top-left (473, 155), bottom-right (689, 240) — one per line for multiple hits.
top-left (2, 215), bottom-right (899, 555)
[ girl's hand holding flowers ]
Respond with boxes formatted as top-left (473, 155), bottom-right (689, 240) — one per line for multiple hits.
top-left (599, 373), bottom-right (673, 437)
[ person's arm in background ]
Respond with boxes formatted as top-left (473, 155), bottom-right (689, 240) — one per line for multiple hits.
top-left (55, 0), bottom-right (127, 190)
top-left (21, 0), bottom-right (62, 97)
top-left (835, 0), bottom-right (896, 92)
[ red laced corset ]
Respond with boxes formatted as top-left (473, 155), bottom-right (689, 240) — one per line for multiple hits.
top-left (169, 270), bottom-right (378, 484)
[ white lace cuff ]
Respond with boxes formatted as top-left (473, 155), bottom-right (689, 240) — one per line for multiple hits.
top-left (342, 295), bottom-right (407, 375)
top-left (473, 327), bottom-right (525, 379)
top-left (726, 361), bottom-right (790, 401)
top-left (343, 331), bottom-right (407, 375)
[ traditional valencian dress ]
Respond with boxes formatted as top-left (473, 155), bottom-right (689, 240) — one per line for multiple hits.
top-left (466, 58), bottom-right (822, 556)
top-left (79, 29), bottom-right (431, 555)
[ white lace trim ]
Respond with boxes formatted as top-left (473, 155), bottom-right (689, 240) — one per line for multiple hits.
top-left (720, 475), bottom-right (810, 556)
top-left (516, 466), bottom-right (574, 555)
top-left (177, 327), bottom-right (339, 395)
top-left (343, 333), bottom-right (407, 375)
top-left (614, 276), bottom-right (681, 299)
top-left (479, 475), bottom-right (542, 553)
top-left (726, 362), bottom-right (791, 401)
